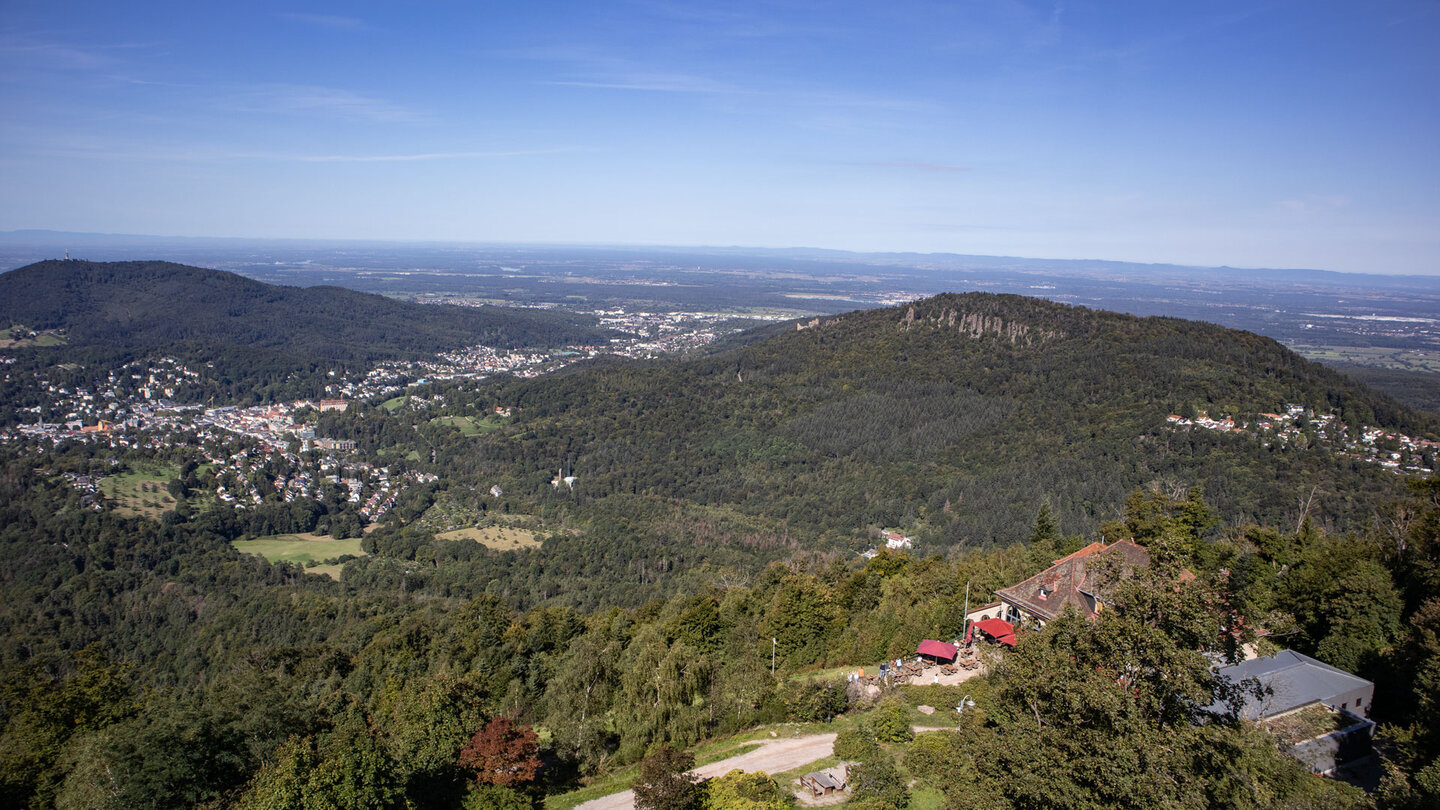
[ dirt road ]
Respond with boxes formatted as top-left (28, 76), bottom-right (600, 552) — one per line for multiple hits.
top-left (573, 732), bottom-right (838, 810)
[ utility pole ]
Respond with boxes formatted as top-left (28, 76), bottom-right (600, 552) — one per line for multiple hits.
top-left (771, 637), bottom-right (776, 675)
top-left (961, 580), bottom-right (971, 642)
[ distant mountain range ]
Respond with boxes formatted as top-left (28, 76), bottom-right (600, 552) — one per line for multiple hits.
top-left (4, 229), bottom-right (1438, 288)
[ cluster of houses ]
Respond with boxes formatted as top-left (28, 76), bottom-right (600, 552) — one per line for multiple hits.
top-left (5, 358), bottom-right (206, 443)
top-left (60, 471), bottom-right (103, 510)
top-left (588, 307), bottom-right (754, 359)
top-left (1166, 403), bottom-right (1437, 477)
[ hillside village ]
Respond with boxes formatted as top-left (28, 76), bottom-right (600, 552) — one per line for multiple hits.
top-left (2, 307), bottom-right (761, 426)
top-left (1166, 404), bottom-right (1438, 477)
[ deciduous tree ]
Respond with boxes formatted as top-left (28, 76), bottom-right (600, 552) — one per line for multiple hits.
top-left (632, 745), bottom-right (701, 810)
top-left (457, 717), bottom-right (541, 788)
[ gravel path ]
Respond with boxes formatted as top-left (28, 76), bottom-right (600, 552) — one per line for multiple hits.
top-left (573, 733), bottom-right (838, 810)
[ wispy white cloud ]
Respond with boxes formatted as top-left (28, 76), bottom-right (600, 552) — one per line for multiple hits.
top-left (1083, 5), bottom-right (1274, 66)
top-left (1276, 194), bottom-right (1350, 213)
top-left (0, 33), bottom-right (162, 71)
top-left (271, 148), bottom-right (572, 163)
top-left (0, 34), bottom-right (111, 70)
top-left (227, 84), bottom-right (425, 123)
top-left (867, 161), bottom-right (969, 172)
top-left (627, 0), bottom-right (836, 39)
top-left (26, 142), bottom-right (573, 163)
top-left (278, 13), bottom-right (368, 31)
top-left (546, 72), bottom-right (739, 93)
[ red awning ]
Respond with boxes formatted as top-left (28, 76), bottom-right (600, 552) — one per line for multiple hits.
top-left (972, 618), bottom-right (1018, 646)
top-left (916, 639), bottom-right (958, 661)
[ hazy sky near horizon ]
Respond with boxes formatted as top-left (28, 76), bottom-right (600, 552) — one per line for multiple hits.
top-left (2, 1), bottom-right (1437, 274)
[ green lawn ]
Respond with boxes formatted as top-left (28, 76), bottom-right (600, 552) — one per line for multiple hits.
top-left (431, 415), bottom-right (482, 436)
top-left (232, 533), bottom-right (367, 579)
top-left (100, 463), bottom-right (181, 518)
top-left (381, 395), bottom-right (409, 412)
top-left (431, 414), bottom-right (507, 436)
top-left (0, 326), bottom-right (67, 347)
top-left (437, 526), bottom-right (542, 550)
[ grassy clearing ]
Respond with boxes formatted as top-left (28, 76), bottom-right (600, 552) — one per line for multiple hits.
top-left (232, 533), bottom-right (367, 579)
top-left (788, 665), bottom-right (857, 683)
top-left (431, 415), bottom-right (481, 436)
top-left (381, 395), bottom-right (409, 412)
top-left (434, 415), bottom-right (477, 435)
top-left (476, 414), bottom-right (508, 432)
top-left (431, 414), bottom-right (507, 436)
top-left (100, 463), bottom-right (180, 518)
top-left (0, 326), bottom-right (67, 348)
top-left (307, 563), bottom-right (346, 579)
top-left (437, 526), bottom-right (542, 551)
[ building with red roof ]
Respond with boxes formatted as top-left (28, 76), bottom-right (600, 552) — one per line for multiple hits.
top-left (994, 539), bottom-right (1151, 628)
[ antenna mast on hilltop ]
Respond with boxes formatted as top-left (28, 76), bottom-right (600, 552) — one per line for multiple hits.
top-left (64, 249), bottom-right (70, 260)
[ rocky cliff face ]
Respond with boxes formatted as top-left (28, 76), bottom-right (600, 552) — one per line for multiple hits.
top-left (900, 304), bottom-right (1062, 345)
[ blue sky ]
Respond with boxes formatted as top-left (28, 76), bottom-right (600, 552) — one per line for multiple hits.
top-left (2, 1), bottom-right (1437, 274)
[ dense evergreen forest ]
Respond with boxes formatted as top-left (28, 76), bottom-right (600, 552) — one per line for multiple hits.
top-left (4, 288), bottom-right (1440, 808)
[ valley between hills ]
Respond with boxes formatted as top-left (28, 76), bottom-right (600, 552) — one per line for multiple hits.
top-left (1, 259), bottom-right (1438, 809)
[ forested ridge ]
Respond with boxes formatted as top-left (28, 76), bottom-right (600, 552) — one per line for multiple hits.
top-left (3, 289), bottom-right (1440, 808)
top-left (352, 293), bottom-right (1433, 578)
top-left (0, 260), bottom-right (615, 401)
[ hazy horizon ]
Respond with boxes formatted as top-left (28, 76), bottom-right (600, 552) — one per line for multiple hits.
top-left (3, 2), bottom-right (1437, 275)
top-left (7, 228), bottom-right (1440, 282)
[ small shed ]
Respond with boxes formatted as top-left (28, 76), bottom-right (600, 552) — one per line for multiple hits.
top-left (916, 639), bottom-right (959, 664)
top-left (800, 764), bottom-right (851, 796)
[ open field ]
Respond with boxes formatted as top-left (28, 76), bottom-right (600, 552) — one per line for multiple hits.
top-left (0, 334), bottom-right (66, 347)
top-left (431, 414), bottom-right (507, 436)
top-left (437, 525), bottom-right (542, 551)
top-left (232, 533), bottom-right (367, 579)
top-left (307, 563), bottom-right (346, 579)
top-left (100, 463), bottom-right (179, 517)
top-left (0, 325), bottom-right (67, 347)
top-left (381, 395), bottom-right (408, 412)
top-left (1288, 343), bottom-right (1440, 374)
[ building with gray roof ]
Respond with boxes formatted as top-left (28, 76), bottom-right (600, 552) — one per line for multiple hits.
top-left (1213, 649), bottom-right (1373, 720)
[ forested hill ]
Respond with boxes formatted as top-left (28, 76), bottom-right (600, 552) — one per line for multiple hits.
top-left (444, 292), bottom-right (1434, 562)
top-left (0, 259), bottom-right (613, 362)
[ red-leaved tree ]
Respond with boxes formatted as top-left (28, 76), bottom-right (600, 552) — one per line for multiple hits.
top-left (457, 716), bottom-right (541, 787)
